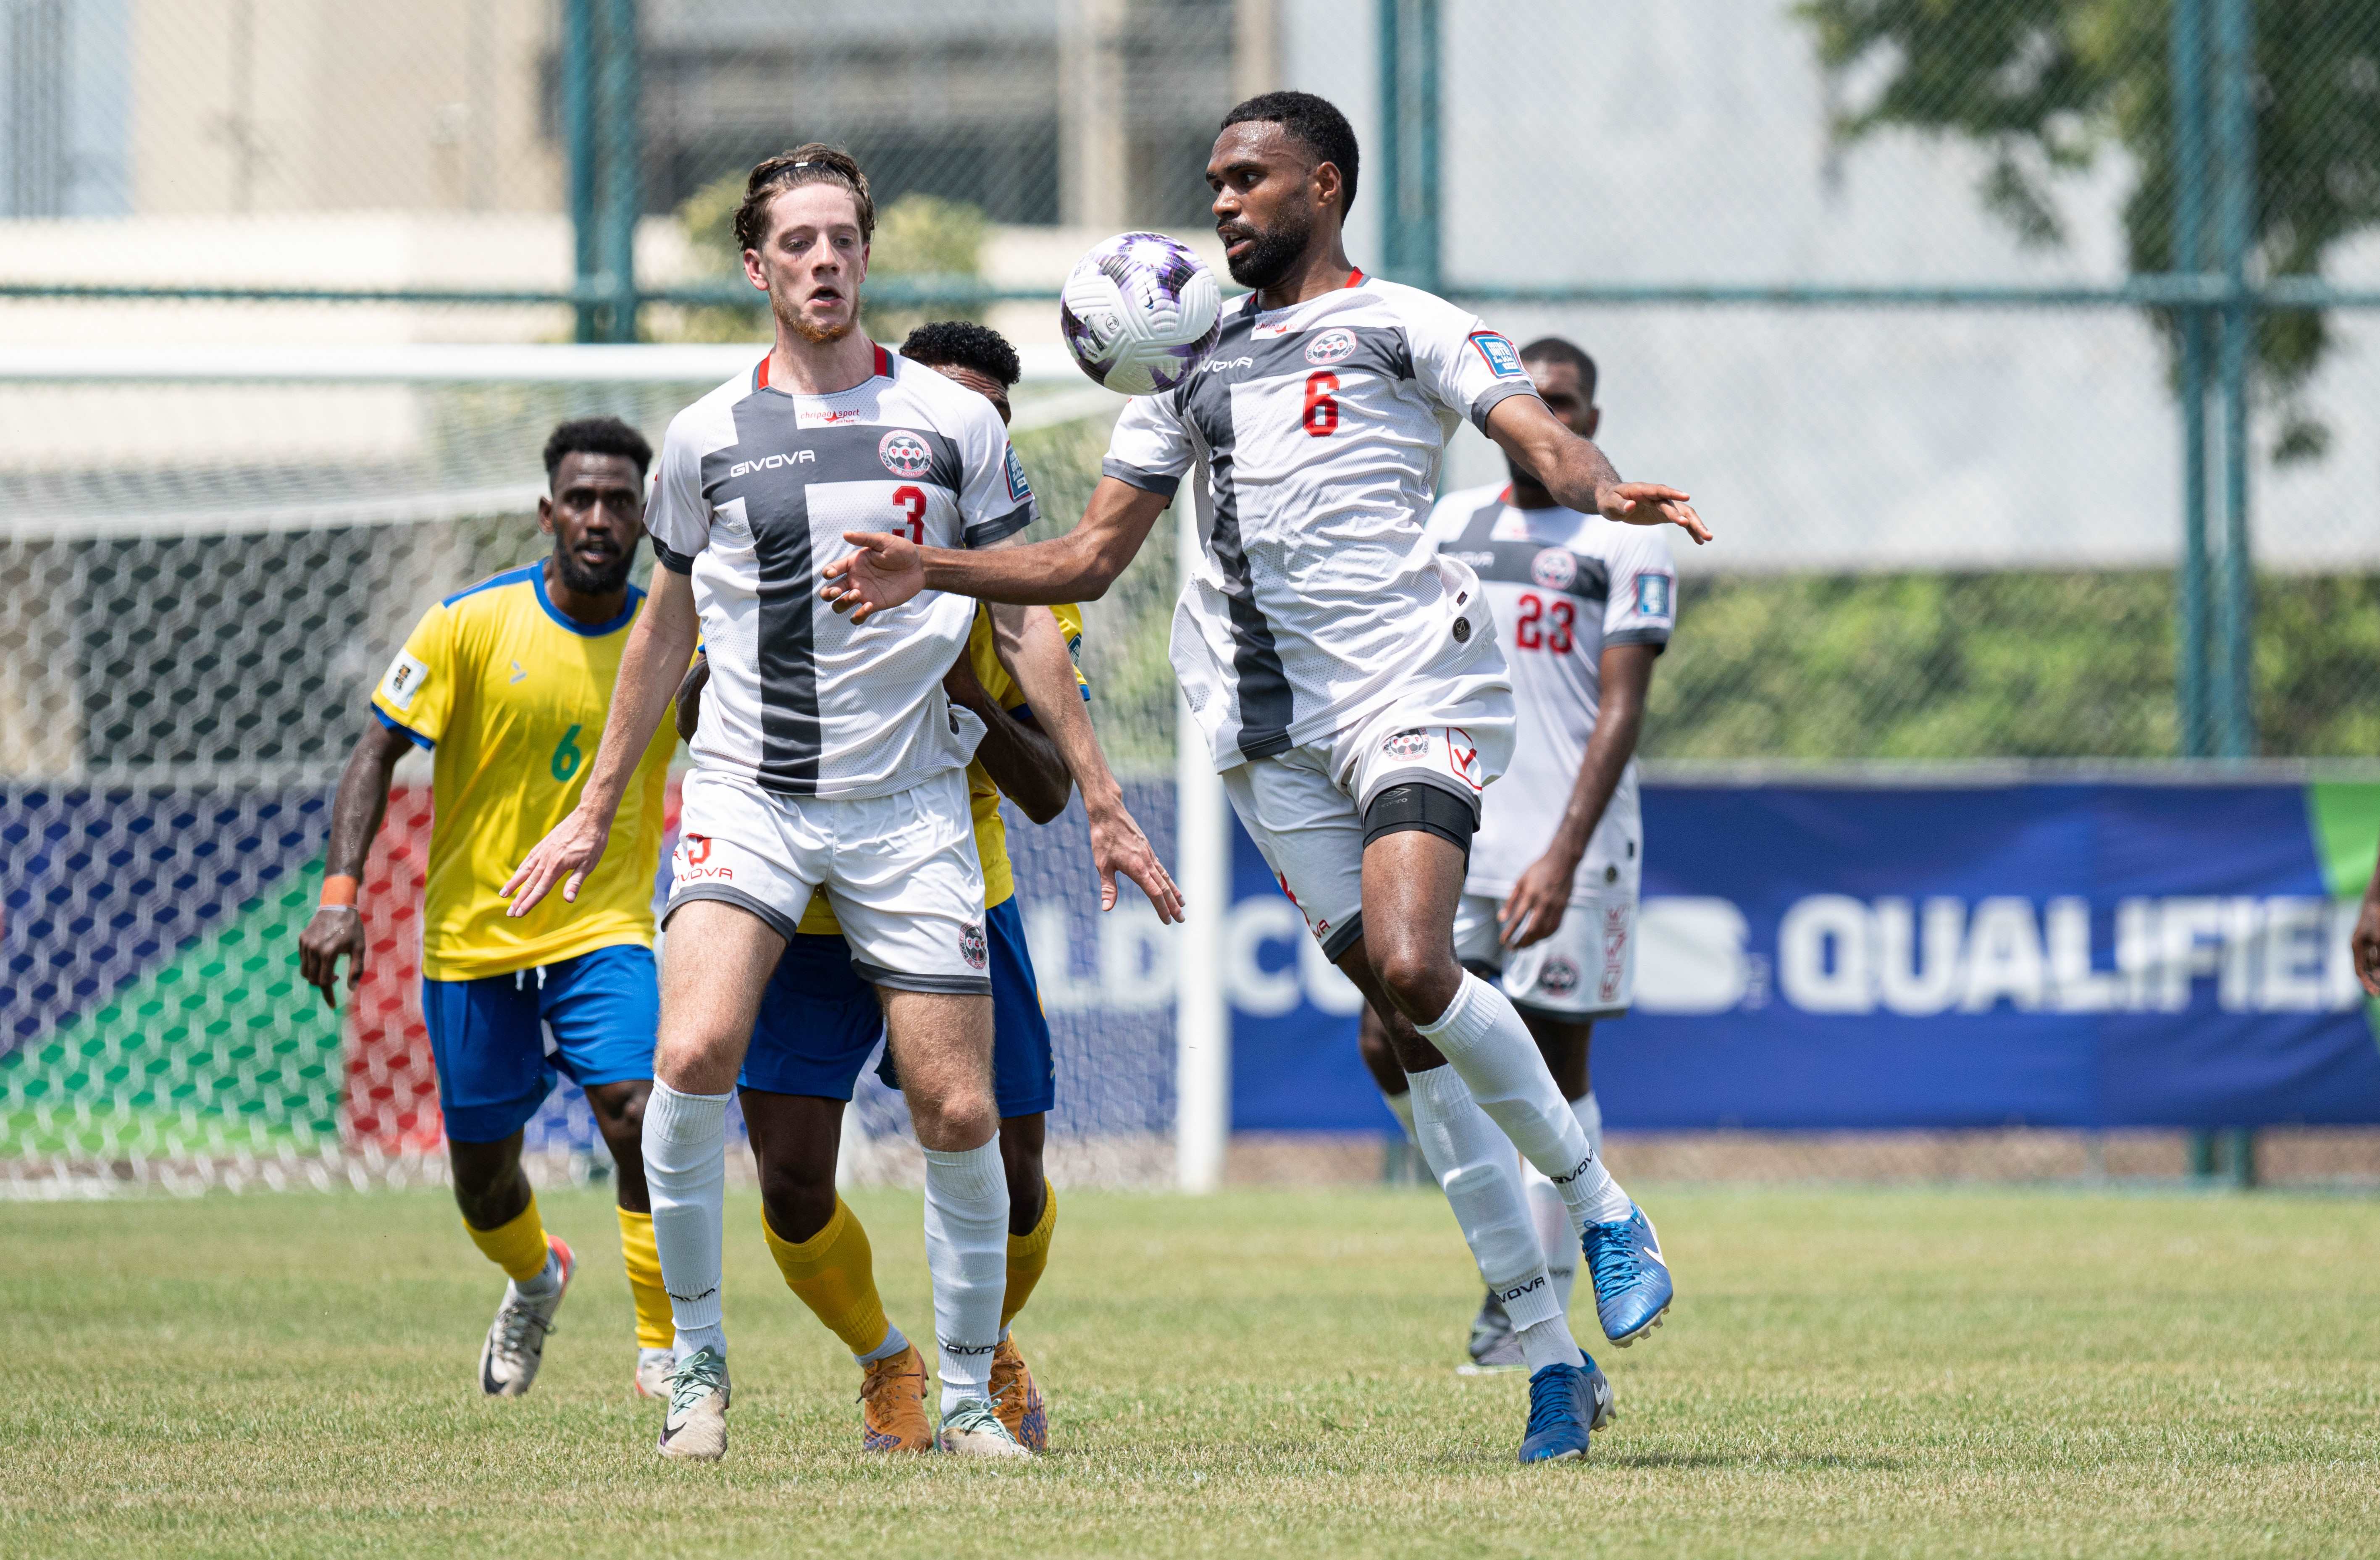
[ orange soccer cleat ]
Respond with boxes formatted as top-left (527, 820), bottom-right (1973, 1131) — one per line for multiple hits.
top-left (858, 1345), bottom-right (935, 1453)
top-left (988, 1334), bottom-right (1047, 1452)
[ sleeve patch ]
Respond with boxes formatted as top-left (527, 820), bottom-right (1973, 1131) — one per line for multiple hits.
top-left (1468, 330), bottom-right (1524, 378)
top-left (1633, 573), bottom-right (1675, 619)
top-left (1004, 444), bottom-right (1033, 503)
top-left (379, 649), bottom-right (429, 712)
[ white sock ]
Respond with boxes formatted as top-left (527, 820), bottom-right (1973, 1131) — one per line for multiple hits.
top-left (512, 1249), bottom-right (562, 1300)
top-left (1380, 1086), bottom-right (1417, 1145)
top-left (921, 1139), bottom-right (1009, 1414)
top-left (1408, 1066), bottom-right (1581, 1371)
top-left (641, 1080), bottom-right (732, 1360)
top-left (856, 1322), bottom-right (910, 1368)
top-left (1521, 1159), bottom-right (1578, 1318)
top-left (1576, 1090), bottom-right (1604, 1160)
top-left (1417, 974), bottom-right (1631, 1228)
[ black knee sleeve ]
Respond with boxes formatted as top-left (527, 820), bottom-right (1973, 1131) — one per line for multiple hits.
top-left (1362, 781), bottom-right (1478, 858)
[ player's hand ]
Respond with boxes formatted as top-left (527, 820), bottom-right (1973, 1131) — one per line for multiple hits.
top-left (1499, 851), bottom-right (1579, 949)
top-left (1085, 792), bottom-right (1185, 923)
top-left (2355, 893), bottom-right (2380, 997)
top-left (502, 805), bottom-right (613, 917)
top-left (819, 531), bottom-right (926, 622)
top-left (297, 905), bottom-right (368, 1011)
top-left (1599, 482), bottom-right (1710, 545)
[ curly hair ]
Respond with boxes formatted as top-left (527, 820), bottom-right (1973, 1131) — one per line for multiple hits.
top-left (898, 320), bottom-right (1022, 388)
top-left (542, 416), bottom-right (653, 482)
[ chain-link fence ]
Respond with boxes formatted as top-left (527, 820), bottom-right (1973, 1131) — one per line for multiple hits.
top-left (5, 0), bottom-right (2380, 1192)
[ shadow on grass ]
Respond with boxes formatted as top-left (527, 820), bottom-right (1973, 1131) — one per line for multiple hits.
top-left (1601, 1451), bottom-right (1903, 1471)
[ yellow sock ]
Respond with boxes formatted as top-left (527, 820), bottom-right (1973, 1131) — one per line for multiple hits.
top-left (762, 1197), bottom-right (892, 1358)
top-left (464, 1193), bottom-right (551, 1284)
top-left (1001, 1179), bottom-right (1058, 1329)
top-left (615, 1206), bottom-right (673, 1351)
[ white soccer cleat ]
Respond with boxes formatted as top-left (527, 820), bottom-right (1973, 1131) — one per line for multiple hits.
top-left (633, 1346), bottom-right (676, 1400)
top-left (936, 1397), bottom-right (1032, 1459)
top-left (657, 1345), bottom-right (731, 1461)
top-left (478, 1235), bottom-right (574, 1398)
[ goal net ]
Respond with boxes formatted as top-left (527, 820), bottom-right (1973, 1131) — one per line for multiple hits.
top-left (0, 342), bottom-right (1204, 1197)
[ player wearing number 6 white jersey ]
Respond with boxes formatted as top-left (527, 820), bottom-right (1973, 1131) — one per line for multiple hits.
top-left (504, 144), bottom-right (1178, 1466)
top-left (821, 93), bottom-right (1709, 1465)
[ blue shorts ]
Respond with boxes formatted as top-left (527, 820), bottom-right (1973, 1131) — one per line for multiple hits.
top-left (422, 943), bottom-right (658, 1144)
top-left (739, 894), bottom-right (1055, 1118)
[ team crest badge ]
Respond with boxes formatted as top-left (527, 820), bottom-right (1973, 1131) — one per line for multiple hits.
top-left (959, 921), bottom-right (988, 971)
top-left (1383, 728), bottom-right (1431, 761)
top-left (1304, 327), bottom-right (1357, 366)
top-left (878, 429), bottom-right (933, 478)
top-left (1538, 957), bottom-right (1581, 997)
top-left (1530, 548), bottom-right (1577, 591)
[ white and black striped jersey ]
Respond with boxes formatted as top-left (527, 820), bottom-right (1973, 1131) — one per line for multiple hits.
top-left (1422, 483), bottom-right (1677, 899)
top-left (648, 344), bottom-right (1038, 798)
top-left (1101, 273), bottom-right (1540, 769)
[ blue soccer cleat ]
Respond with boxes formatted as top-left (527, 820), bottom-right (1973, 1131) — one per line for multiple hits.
top-left (1581, 1203), bottom-right (1674, 1346)
top-left (1581, 1353), bottom-right (1616, 1431)
top-left (1517, 1361), bottom-right (1595, 1463)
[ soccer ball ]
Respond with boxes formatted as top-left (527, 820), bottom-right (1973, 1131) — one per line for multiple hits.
top-left (1059, 232), bottom-right (1224, 396)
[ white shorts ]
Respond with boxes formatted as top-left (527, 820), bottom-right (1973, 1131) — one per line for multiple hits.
top-left (665, 767), bottom-right (991, 995)
top-left (1452, 889), bottom-right (1637, 1019)
top-left (1221, 672), bottom-right (1515, 963)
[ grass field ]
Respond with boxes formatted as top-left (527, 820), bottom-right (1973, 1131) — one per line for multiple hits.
top-left (3, 1182), bottom-right (2375, 1559)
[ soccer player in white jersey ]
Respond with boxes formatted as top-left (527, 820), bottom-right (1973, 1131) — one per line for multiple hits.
top-left (504, 145), bottom-right (1179, 1463)
top-left (1361, 338), bottom-right (1678, 1372)
top-left (822, 93), bottom-right (1708, 1463)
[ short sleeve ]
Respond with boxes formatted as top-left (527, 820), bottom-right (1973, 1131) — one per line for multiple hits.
top-left (1409, 301), bottom-right (1539, 432)
top-left (1100, 393), bottom-right (1195, 498)
top-left (370, 602), bottom-right (457, 748)
top-left (956, 400), bottom-right (1038, 549)
top-left (646, 415), bottom-right (709, 573)
top-left (1603, 532), bottom-right (1678, 651)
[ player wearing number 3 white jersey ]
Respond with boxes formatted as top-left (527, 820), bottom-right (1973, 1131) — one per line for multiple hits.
top-left (821, 94), bottom-right (1710, 1465)
top-left (504, 144), bottom-right (1178, 1468)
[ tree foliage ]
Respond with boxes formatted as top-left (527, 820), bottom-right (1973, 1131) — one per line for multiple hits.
top-left (1799, 0), bottom-right (2380, 457)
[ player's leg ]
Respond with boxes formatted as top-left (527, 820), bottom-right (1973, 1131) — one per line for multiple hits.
top-left (534, 943), bottom-right (674, 1398)
top-left (641, 898), bottom-right (782, 1458)
top-left (830, 770), bottom-right (1021, 1457)
top-left (1515, 1018), bottom-right (1592, 1322)
top-left (985, 895), bottom-right (1056, 1450)
top-left (1226, 750), bottom-right (1600, 1459)
top-left (738, 932), bottom-right (933, 1453)
top-left (1358, 1005), bottom-right (1416, 1142)
top-left (423, 972), bottom-right (577, 1399)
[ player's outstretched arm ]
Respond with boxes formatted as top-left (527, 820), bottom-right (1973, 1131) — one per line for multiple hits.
top-left (297, 720), bottom-right (415, 1009)
top-left (502, 567), bottom-right (700, 917)
top-left (1484, 395), bottom-right (1712, 545)
top-left (1500, 643), bottom-right (1656, 950)
top-left (819, 476), bottom-right (1172, 623)
top-left (988, 600), bottom-right (1185, 922)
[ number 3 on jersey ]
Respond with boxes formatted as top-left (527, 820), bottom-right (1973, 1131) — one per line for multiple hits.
top-left (892, 485), bottom-right (926, 543)
top-left (1513, 591), bottom-right (1575, 654)
top-left (1302, 372), bottom-right (1339, 437)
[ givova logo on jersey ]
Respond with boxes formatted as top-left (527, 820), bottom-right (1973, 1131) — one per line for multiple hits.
top-left (878, 429), bottom-right (933, 478)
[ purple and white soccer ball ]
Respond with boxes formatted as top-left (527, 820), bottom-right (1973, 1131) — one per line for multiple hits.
top-left (1059, 232), bottom-right (1223, 396)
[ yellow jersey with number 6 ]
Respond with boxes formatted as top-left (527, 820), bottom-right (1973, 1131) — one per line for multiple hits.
top-left (370, 564), bottom-right (677, 981)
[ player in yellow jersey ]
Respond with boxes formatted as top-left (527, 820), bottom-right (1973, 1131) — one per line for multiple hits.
top-left (297, 418), bottom-right (681, 1400)
top-left (673, 323), bottom-right (1098, 1452)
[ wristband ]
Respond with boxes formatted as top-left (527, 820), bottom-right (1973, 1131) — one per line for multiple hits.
top-left (320, 874), bottom-right (359, 909)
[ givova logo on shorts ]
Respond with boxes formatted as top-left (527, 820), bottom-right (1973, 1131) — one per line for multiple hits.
top-left (960, 921), bottom-right (988, 970)
top-left (879, 429), bottom-right (933, 478)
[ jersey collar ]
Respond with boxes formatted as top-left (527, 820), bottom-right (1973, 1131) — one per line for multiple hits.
top-left (753, 342), bottom-right (894, 394)
top-left (532, 567), bottom-right (643, 637)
